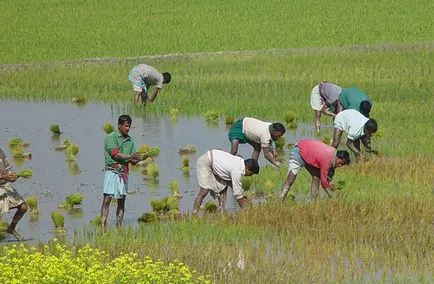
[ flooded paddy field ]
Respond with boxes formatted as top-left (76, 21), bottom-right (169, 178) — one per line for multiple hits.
top-left (0, 101), bottom-right (319, 242)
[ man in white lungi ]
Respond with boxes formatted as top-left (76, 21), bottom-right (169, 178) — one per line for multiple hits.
top-left (192, 149), bottom-right (260, 214)
top-left (0, 148), bottom-right (28, 241)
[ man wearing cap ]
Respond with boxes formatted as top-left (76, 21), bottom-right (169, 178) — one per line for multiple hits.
top-left (128, 64), bottom-right (172, 105)
top-left (339, 87), bottom-right (372, 117)
top-left (310, 81), bottom-right (343, 132)
top-left (280, 139), bottom-right (351, 200)
top-left (192, 149), bottom-right (260, 214)
top-left (228, 117), bottom-right (285, 167)
top-left (331, 109), bottom-right (379, 161)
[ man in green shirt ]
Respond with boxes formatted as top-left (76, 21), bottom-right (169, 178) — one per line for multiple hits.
top-left (100, 115), bottom-right (147, 230)
top-left (339, 87), bottom-right (372, 117)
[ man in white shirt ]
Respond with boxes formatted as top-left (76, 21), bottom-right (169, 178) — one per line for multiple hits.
top-left (128, 64), bottom-right (171, 105)
top-left (331, 109), bottom-right (379, 161)
top-left (192, 149), bottom-right (260, 214)
top-left (228, 117), bottom-right (285, 167)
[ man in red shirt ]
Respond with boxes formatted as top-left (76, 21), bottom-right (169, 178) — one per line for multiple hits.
top-left (280, 139), bottom-right (350, 200)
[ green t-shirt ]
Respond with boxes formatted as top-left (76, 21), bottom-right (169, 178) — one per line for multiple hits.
top-left (339, 88), bottom-right (371, 111)
top-left (104, 130), bottom-right (136, 166)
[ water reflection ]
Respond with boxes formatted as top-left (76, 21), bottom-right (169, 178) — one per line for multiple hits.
top-left (0, 101), bottom-right (320, 243)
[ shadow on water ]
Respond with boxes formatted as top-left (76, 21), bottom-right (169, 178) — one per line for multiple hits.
top-left (0, 101), bottom-right (323, 243)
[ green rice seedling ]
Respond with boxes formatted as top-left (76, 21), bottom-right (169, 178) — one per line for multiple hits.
top-left (182, 166), bottom-right (190, 176)
top-left (25, 195), bottom-right (39, 215)
top-left (204, 201), bottom-right (217, 213)
top-left (102, 122), bottom-right (114, 134)
top-left (16, 169), bottom-right (32, 178)
top-left (283, 111), bottom-right (296, 124)
top-left (65, 193), bottom-right (84, 207)
top-left (12, 149), bottom-right (31, 160)
top-left (169, 108), bottom-right (179, 117)
top-left (168, 180), bottom-right (180, 196)
top-left (65, 144), bottom-right (79, 161)
top-left (241, 176), bottom-right (252, 191)
top-left (167, 196), bottom-right (179, 211)
top-left (8, 137), bottom-right (29, 148)
top-left (335, 180), bottom-right (346, 191)
top-left (145, 164), bottom-right (159, 180)
top-left (55, 139), bottom-right (71, 151)
top-left (204, 110), bottom-right (219, 122)
top-left (51, 211), bottom-right (64, 229)
top-left (275, 137), bottom-right (285, 150)
top-left (178, 144), bottom-right (196, 154)
top-left (137, 144), bottom-right (150, 154)
top-left (50, 124), bottom-right (62, 135)
top-left (181, 155), bottom-right (189, 168)
top-left (90, 215), bottom-right (102, 226)
top-left (225, 115), bottom-right (235, 125)
top-left (0, 221), bottom-right (8, 240)
top-left (71, 95), bottom-right (86, 105)
top-left (150, 197), bottom-right (170, 214)
top-left (138, 212), bottom-right (158, 223)
top-left (147, 147), bottom-right (160, 158)
top-left (263, 180), bottom-right (275, 192)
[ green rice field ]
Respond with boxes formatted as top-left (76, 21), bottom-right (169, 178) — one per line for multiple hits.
top-left (1, 0), bottom-right (433, 282)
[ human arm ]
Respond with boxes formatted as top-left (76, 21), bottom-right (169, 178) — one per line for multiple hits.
top-left (0, 172), bottom-right (17, 183)
top-left (320, 104), bottom-right (336, 117)
top-left (147, 87), bottom-right (161, 103)
top-left (262, 146), bottom-right (281, 167)
top-left (331, 128), bottom-right (343, 148)
top-left (346, 139), bottom-right (363, 160)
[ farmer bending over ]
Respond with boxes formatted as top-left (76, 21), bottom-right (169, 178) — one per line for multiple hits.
top-left (339, 87), bottom-right (372, 117)
top-left (192, 149), bottom-right (259, 214)
top-left (280, 139), bottom-right (351, 200)
top-left (128, 64), bottom-right (171, 105)
top-left (228, 117), bottom-right (285, 167)
top-left (310, 81), bottom-right (343, 132)
top-left (0, 148), bottom-right (28, 241)
top-left (331, 109), bottom-right (379, 161)
top-left (100, 115), bottom-right (147, 230)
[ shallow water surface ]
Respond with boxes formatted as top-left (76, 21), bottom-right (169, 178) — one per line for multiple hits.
top-left (0, 101), bottom-right (319, 242)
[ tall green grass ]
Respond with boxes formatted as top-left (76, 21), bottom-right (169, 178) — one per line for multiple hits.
top-left (1, 0), bottom-right (434, 63)
top-left (71, 198), bottom-right (433, 282)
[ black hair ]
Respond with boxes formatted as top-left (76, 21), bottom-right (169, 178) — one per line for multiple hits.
top-left (162, 72), bottom-right (171, 84)
top-left (270, 122), bottom-right (286, 134)
top-left (336, 150), bottom-right (351, 165)
top-left (244, 159), bottom-right (260, 174)
top-left (364, 118), bottom-right (378, 133)
top-left (118, 114), bottom-right (132, 125)
top-left (359, 100), bottom-right (372, 118)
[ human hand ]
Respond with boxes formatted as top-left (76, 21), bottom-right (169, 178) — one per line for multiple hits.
top-left (356, 153), bottom-right (365, 162)
top-left (237, 196), bottom-right (249, 208)
top-left (5, 172), bottom-right (17, 182)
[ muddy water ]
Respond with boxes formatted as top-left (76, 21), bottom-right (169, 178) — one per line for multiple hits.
top-left (0, 101), bottom-right (320, 242)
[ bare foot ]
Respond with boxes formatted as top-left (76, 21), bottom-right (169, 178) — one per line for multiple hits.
top-left (7, 229), bottom-right (24, 242)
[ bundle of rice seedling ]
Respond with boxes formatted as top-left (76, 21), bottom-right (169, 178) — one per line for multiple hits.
top-left (17, 169), bottom-right (33, 178)
top-left (147, 147), bottom-right (160, 158)
top-left (241, 176), bottom-right (252, 191)
top-left (65, 144), bottom-right (79, 161)
top-left (25, 196), bottom-right (39, 214)
top-left (137, 144), bottom-right (150, 154)
top-left (146, 164), bottom-right (159, 180)
top-left (55, 139), bottom-right (71, 151)
top-left (204, 110), bottom-right (219, 122)
top-left (137, 212), bottom-right (158, 223)
top-left (168, 180), bottom-right (179, 196)
top-left (166, 196), bottom-right (179, 211)
top-left (8, 137), bottom-right (29, 148)
top-left (51, 211), bottom-right (64, 229)
top-left (181, 166), bottom-right (190, 176)
top-left (65, 193), bottom-right (83, 206)
top-left (225, 115), bottom-right (235, 125)
top-left (102, 123), bottom-right (114, 134)
top-left (181, 155), bottom-right (189, 167)
top-left (178, 144), bottom-right (196, 154)
top-left (50, 124), bottom-right (62, 135)
top-left (150, 197), bottom-right (170, 213)
top-left (204, 201), bottom-right (217, 213)
top-left (275, 137), bottom-right (285, 150)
